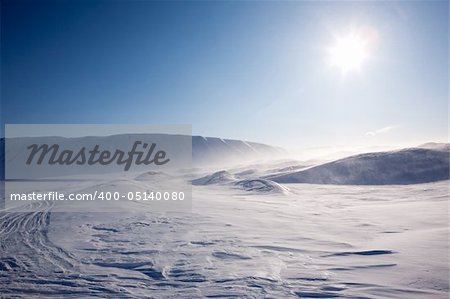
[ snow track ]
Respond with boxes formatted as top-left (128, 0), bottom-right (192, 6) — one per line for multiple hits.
top-left (0, 202), bottom-right (136, 297)
top-left (0, 180), bottom-right (448, 298)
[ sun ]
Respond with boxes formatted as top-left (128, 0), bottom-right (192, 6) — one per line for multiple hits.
top-left (328, 28), bottom-right (376, 73)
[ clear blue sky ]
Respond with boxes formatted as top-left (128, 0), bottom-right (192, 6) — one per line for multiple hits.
top-left (1, 0), bottom-right (448, 149)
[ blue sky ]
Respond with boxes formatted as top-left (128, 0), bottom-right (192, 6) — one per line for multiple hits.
top-left (1, 0), bottom-right (448, 149)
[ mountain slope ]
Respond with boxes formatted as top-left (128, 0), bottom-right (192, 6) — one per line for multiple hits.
top-left (192, 136), bottom-right (285, 165)
top-left (0, 135), bottom-right (285, 179)
top-left (270, 147), bottom-right (449, 185)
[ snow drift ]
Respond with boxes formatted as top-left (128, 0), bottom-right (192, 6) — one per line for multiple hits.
top-left (234, 179), bottom-right (289, 194)
top-left (192, 170), bottom-right (236, 185)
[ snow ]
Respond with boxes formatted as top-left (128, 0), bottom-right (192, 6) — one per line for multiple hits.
top-left (270, 148), bottom-right (449, 185)
top-left (0, 141), bottom-right (449, 298)
top-left (233, 179), bottom-right (289, 194)
top-left (192, 170), bottom-right (236, 185)
top-left (191, 136), bottom-right (286, 166)
top-left (1, 179), bottom-right (448, 298)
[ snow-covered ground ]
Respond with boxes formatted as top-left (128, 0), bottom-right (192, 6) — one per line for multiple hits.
top-left (0, 164), bottom-right (448, 298)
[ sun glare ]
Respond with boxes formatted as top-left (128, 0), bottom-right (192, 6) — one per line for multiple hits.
top-left (328, 27), bottom-right (377, 73)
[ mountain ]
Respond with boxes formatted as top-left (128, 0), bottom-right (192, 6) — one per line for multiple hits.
top-left (417, 142), bottom-right (450, 151)
top-left (3, 136), bottom-right (449, 185)
top-left (0, 135), bottom-right (285, 179)
top-left (270, 147), bottom-right (449, 185)
top-left (0, 138), bottom-right (4, 180)
top-left (192, 136), bottom-right (285, 165)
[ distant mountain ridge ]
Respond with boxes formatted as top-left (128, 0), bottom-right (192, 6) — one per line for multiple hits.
top-left (192, 136), bottom-right (286, 165)
top-left (0, 135), bottom-right (286, 179)
top-left (1, 137), bottom-right (449, 185)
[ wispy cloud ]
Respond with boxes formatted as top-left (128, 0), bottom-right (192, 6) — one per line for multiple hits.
top-left (365, 126), bottom-right (395, 136)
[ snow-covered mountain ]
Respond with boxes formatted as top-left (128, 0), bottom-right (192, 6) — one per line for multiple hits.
top-left (417, 142), bottom-right (450, 151)
top-left (1, 139), bottom-right (449, 297)
top-left (0, 135), bottom-right (285, 179)
top-left (270, 147), bottom-right (449, 185)
top-left (2, 136), bottom-right (449, 185)
top-left (192, 136), bottom-right (286, 165)
top-left (0, 138), bottom-right (4, 180)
